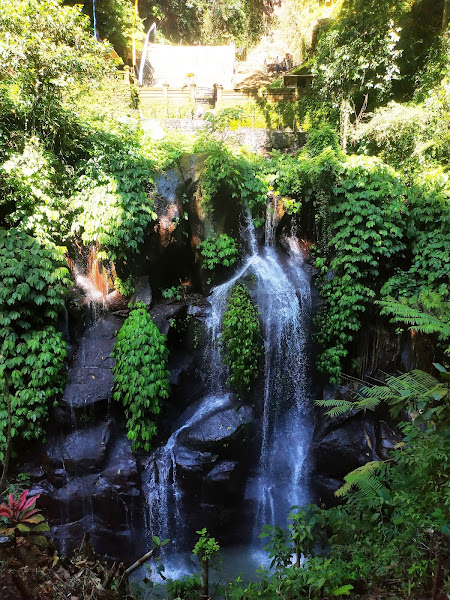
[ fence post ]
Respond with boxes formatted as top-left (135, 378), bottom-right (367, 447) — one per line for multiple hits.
top-left (124, 65), bottom-right (130, 84)
top-left (214, 84), bottom-right (223, 109)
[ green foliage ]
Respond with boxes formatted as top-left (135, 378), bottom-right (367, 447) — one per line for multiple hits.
top-left (295, 96), bottom-right (340, 131)
top-left (112, 302), bottom-right (170, 451)
top-left (259, 524), bottom-right (292, 570)
top-left (334, 461), bottom-right (384, 500)
top-left (379, 291), bottom-right (450, 350)
top-left (166, 574), bottom-right (201, 600)
top-left (0, 138), bottom-right (71, 242)
top-left (197, 142), bottom-right (267, 216)
top-left (0, 229), bottom-right (69, 461)
top-left (204, 107), bottom-right (244, 135)
top-left (114, 275), bottom-right (135, 297)
top-left (312, 0), bottom-right (404, 107)
top-left (260, 504), bottom-right (325, 571)
top-left (319, 368), bottom-right (450, 598)
top-left (71, 126), bottom-right (157, 261)
top-left (314, 156), bottom-right (407, 382)
top-left (305, 126), bottom-right (340, 157)
top-left (199, 234), bottom-right (239, 272)
top-left (161, 286), bottom-right (183, 302)
top-left (0, 0), bottom-right (114, 119)
top-left (0, 229), bottom-right (70, 327)
top-left (415, 30), bottom-right (450, 100)
top-left (1, 473), bottom-right (30, 502)
top-left (187, 0), bottom-right (272, 46)
top-left (350, 101), bottom-right (427, 173)
top-left (63, 0), bottom-right (143, 60)
top-left (318, 368), bottom-right (450, 431)
top-left (245, 367), bottom-right (450, 599)
top-left (193, 528), bottom-right (220, 562)
top-left (221, 284), bottom-right (261, 398)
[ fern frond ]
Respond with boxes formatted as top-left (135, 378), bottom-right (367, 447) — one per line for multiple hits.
top-left (379, 296), bottom-right (450, 342)
top-left (385, 370), bottom-right (438, 398)
top-left (315, 398), bottom-right (354, 417)
top-left (354, 396), bottom-right (380, 412)
top-left (335, 461), bottom-right (382, 498)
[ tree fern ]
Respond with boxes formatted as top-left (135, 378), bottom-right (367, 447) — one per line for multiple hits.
top-left (378, 291), bottom-right (450, 352)
top-left (316, 369), bottom-right (447, 425)
top-left (335, 461), bottom-right (383, 499)
top-left (315, 398), bottom-right (354, 417)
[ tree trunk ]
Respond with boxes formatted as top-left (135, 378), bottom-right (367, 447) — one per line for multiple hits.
top-left (200, 557), bottom-right (209, 599)
top-left (340, 98), bottom-right (352, 153)
top-left (443, 0), bottom-right (449, 32)
top-left (0, 377), bottom-right (12, 495)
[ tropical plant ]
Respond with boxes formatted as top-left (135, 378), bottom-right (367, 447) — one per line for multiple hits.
top-left (314, 156), bottom-right (407, 382)
top-left (112, 302), bottom-right (170, 451)
top-left (63, 0), bottom-right (143, 60)
top-left (312, 0), bottom-right (404, 107)
top-left (166, 574), bottom-right (201, 600)
top-left (161, 286), bottom-right (183, 302)
top-left (199, 234), bottom-right (239, 272)
top-left (71, 128), bottom-right (157, 262)
top-left (317, 368), bottom-right (449, 428)
top-left (379, 292), bottom-right (450, 351)
top-left (222, 284), bottom-right (262, 398)
top-left (0, 489), bottom-right (50, 547)
top-left (0, 229), bottom-right (69, 484)
top-left (304, 126), bottom-right (340, 158)
top-left (192, 528), bottom-right (220, 599)
top-left (0, 0), bottom-right (115, 122)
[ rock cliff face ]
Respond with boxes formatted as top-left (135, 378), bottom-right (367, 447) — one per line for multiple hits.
top-left (22, 152), bottom-right (408, 564)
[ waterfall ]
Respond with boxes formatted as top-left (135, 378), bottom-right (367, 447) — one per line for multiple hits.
top-left (251, 237), bottom-right (312, 534)
top-left (146, 394), bottom-right (231, 548)
top-left (145, 207), bottom-right (312, 560)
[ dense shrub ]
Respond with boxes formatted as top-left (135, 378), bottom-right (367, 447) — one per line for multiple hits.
top-left (0, 229), bottom-right (70, 461)
top-left (112, 302), bottom-right (170, 451)
top-left (222, 284), bottom-right (261, 398)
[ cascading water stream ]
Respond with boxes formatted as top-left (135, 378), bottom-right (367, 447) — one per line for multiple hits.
top-left (146, 394), bottom-right (232, 546)
top-left (145, 205), bottom-right (313, 564)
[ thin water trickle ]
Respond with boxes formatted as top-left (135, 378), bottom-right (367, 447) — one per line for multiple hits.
top-left (146, 394), bottom-right (231, 549)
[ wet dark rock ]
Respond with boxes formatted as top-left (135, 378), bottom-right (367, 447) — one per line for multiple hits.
top-left (150, 300), bottom-right (185, 334)
top-left (169, 351), bottom-right (196, 386)
top-left (307, 415), bottom-right (378, 480)
top-left (105, 290), bottom-right (128, 311)
top-left (131, 275), bottom-right (153, 307)
top-left (186, 294), bottom-right (210, 318)
top-left (51, 515), bottom-right (99, 553)
top-left (207, 460), bottom-right (238, 482)
top-left (42, 420), bottom-right (112, 477)
top-left (49, 475), bottom-right (98, 524)
top-left (205, 460), bottom-right (243, 503)
top-left (93, 437), bottom-right (142, 528)
top-left (62, 371), bottom-right (114, 410)
top-left (173, 447), bottom-right (215, 481)
top-left (61, 315), bottom-right (121, 409)
top-left (178, 404), bottom-right (254, 454)
top-left (311, 476), bottom-right (342, 508)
